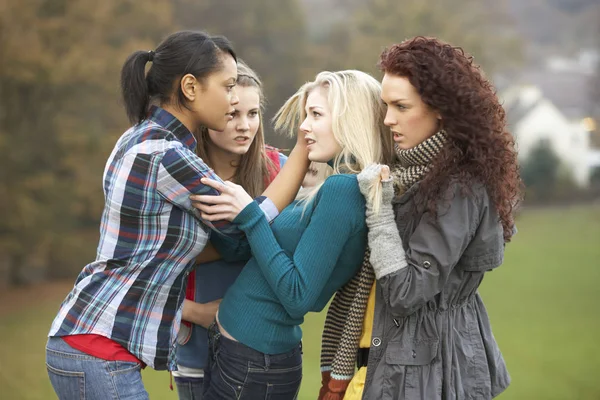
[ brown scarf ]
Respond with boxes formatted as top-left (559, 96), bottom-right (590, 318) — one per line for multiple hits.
top-left (318, 130), bottom-right (447, 400)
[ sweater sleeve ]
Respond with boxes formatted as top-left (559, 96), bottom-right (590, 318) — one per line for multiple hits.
top-left (210, 196), bottom-right (280, 262)
top-left (232, 175), bottom-right (364, 319)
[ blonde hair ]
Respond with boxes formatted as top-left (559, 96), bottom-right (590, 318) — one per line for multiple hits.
top-left (196, 59), bottom-right (276, 197)
top-left (274, 70), bottom-right (394, 211)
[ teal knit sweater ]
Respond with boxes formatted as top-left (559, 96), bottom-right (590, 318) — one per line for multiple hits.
top-left (212, 174), bottom-right (367, 354)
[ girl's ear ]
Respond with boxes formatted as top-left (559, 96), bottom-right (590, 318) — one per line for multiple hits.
top-left (180, 74), bottom-right (198, 102)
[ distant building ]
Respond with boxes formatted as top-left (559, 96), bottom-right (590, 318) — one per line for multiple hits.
top-left (545, 50), bottom-right (599, 76)
top-left (589, 149), bottom-right (600, 172)
top-left (502, 84), bottom-right (592, 186)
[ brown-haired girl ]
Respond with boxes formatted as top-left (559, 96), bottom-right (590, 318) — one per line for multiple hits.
top-left (173, 60), bottom-right (288, 400)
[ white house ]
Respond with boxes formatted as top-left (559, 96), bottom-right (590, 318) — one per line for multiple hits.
top-left (589, 149), bottom-right (600, 172)
top-left (501, 84), bottom-right (592, 186)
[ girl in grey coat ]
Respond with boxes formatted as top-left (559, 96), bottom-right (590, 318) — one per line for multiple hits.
top-left (354, 37), bottom-right (522, 399)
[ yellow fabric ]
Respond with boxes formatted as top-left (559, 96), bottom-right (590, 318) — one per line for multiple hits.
top-left (344, 282), bottom-right (376, 400)
top-left (344, 366), bottom-right (367, 399)
top-left (359, 282), bottom-right (376, 347)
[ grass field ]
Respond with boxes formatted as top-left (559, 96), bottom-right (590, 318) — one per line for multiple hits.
top-left (1, 204), bottom-right (599, 399)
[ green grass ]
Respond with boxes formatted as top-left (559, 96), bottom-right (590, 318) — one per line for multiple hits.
top-left (1, 204), bottom-right (599, 399)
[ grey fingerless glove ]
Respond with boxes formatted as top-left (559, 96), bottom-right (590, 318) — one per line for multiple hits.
top-left (357, 164), bottom-right (407, 279)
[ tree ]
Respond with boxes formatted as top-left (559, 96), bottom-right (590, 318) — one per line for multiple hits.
top-left (0, 0), bottom-right (176, 284)
top-left (520, 140), bottom-right (561, 201)
top-left (315, 0), bottom-right (524, 78)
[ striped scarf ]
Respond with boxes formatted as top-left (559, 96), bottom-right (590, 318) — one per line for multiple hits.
top-left (393, 130), bottom-right (447, 191)
top-left (318, 130), bottom-right (447, 400)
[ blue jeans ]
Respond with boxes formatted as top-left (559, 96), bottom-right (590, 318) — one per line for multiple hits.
top-left (45, 337), bottom-right (149, 400)
top-left (204, 323), bottom-right (302, 400)
top-left (174, 376), bottom-right (204, 400)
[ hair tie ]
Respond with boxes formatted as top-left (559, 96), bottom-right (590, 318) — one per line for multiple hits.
top-left (148, 50), bottom-right (155, 62)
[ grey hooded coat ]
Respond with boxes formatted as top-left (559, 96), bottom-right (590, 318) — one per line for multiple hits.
top-left (362, 181), bottom-right (511, 400)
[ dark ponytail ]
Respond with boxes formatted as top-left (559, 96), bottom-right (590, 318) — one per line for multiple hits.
top-left (120, 51), bottom-right (153, 125)
top-left (120, 31), bottom-right (237, 125)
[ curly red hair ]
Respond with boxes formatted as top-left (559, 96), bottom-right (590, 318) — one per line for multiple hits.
top-left (379, 37), bottom-right (522, 242)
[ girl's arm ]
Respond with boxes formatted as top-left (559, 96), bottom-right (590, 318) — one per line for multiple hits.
top-left (159, 133), bottom-right (308, 236)
top-left (181, 299), bottom-right (221, 329)
top-left (195, 243), bottom-right (221, 264)
top-left (262, 142), bottom-right (309, 212)
top-left (199, 175), bottom-right (364, 319)
top-left (194, 147), bottom-right (293, 265)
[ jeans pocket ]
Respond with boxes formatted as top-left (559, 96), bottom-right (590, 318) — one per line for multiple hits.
top-left (108, 361), bottom-right (148, 399)
top-left (244, 358), bottom-right (303, 399)
top-left (261, 375), bottom-right (303, 400)
top-left (46, 362), bottom-right (85, 400)
top-left (217, 356), bottom-right (246, 391)
top-left (107, 361), bottom-right (142, 375)
top-left (204, 349), bottom-right (248, 399)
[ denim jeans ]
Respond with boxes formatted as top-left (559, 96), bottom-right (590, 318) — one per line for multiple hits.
top-left (174, 376), bottom-right (204, 400)
top-left (203, 322), bottom-right (302, 400)
top-left (46, 337), bottom-right (149, 400)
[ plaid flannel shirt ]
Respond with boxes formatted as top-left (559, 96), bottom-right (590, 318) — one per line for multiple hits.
top-left (49, 106), bottom-right (276, 369)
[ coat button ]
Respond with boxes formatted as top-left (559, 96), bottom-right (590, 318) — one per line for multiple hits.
top-left (412, 350), bottom-right (417, 358)
top-left (372, 337), bottom-right (381, 347)
top-left (423, 261), bottom-right (431, 269)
